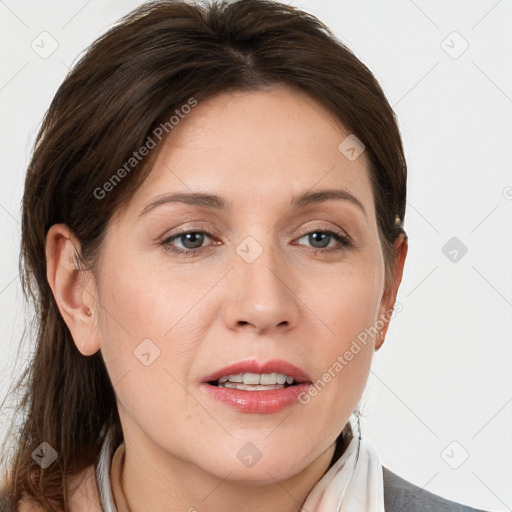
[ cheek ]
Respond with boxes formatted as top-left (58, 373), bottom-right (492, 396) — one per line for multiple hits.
top-left (304, 260), bottom-right (383, 352)
top-left (98, 253), bottom-right (189, 341)
top-left (95, 258), bottom-right (201, 402)
top-left (95, 263), bottom-right (205, 438)
top-left (314, 277), bottom-right (377, 389)
top-left (297, 255), bottom-right (383, 407)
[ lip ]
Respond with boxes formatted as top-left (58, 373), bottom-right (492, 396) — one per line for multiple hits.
top-left (200, 359), bottom-right (312, 414)
top-left (200, 359), bottom-right (312, 384)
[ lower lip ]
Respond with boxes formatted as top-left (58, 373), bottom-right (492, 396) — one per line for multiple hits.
top-left (201, 382), bottom-right (311, 413)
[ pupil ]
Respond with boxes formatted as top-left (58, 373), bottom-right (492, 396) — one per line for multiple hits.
top-left (182, 232), bottom-right (203, 249)
top-left (310, 232), bottom-right (329, 248)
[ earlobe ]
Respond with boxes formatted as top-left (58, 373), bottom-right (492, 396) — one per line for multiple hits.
top-left (45, 223), bottom-right (101, 356)
top-left (375, 231), bottom-right (408, 351)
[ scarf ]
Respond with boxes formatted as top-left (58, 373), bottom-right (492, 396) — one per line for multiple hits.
top-left (96, 424), bottom-right (384, 512)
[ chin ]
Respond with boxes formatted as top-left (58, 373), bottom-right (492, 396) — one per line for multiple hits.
top-left (197, 444), bottom-right (311, 484)
top-left (219, 462), bottom-right (303, 485)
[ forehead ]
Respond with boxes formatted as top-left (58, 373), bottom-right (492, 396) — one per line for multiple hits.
top-left (118, 86), bottom-right (375, 222)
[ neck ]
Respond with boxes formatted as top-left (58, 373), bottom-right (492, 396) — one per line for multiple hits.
top-left (114, 431), bottom-right (337, 512)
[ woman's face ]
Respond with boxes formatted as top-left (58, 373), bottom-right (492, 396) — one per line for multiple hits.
top-left (53, 86), bottom-right (406, 483)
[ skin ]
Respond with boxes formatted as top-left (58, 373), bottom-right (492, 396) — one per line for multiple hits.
top-left (45, 85), bottom-right (407, 512)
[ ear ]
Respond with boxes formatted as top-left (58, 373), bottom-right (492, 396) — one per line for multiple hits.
top-left (375, 231), bottom-right (408, 351)
top-left (45, 223), bottom-right (101, 356)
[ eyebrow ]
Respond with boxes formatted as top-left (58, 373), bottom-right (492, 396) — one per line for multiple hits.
top-left (137, 188), bottom-right (367, 220)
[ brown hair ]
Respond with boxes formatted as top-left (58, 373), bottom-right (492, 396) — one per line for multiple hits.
top-left (0, 0), bottom-right (407, 509)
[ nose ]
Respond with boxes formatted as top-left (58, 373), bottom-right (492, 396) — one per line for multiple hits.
top-left (222, 237), bottom-right (301, 335)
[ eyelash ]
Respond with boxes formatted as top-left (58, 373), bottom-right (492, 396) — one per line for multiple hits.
top-left (161, 226), bottom-right (352, 256)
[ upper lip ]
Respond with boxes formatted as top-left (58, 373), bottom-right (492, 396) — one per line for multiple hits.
top-left (201, 359), bottom-right (312, 384)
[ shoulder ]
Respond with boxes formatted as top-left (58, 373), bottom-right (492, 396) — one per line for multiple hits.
top-left (1, 464), bottom-right (100, 512)
top-left (383, 466), bottom-right (490, 512)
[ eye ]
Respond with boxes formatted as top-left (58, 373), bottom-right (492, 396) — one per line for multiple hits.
top-left (295, 228), bottom-right (351, 252)
top-left (161, 229), bottom-right (216, 255)
top-left (161, 226), bottom-right (351, 257)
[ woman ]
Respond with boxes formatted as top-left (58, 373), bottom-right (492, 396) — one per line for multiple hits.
top-left (0, 0), bottom-right (493, 511)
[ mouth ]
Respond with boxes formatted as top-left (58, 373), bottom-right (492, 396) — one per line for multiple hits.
top-left (208, 372), bottom-right (301, 391)
top-left (200, 359), bottom-right (312, 413)
top-left (201, 359), bottom-right (312, 390)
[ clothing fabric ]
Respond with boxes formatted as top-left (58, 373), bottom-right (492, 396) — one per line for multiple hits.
top-left (381, 467), bottom-right (490, 512)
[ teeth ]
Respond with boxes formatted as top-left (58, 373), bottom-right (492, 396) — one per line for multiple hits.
top-left (276, 374), bottom-right (286, 385)
top-left (243, 373), bottom-right (261, 385)
top-left (216, 372), bottom-right (296, 386)
top-left (260, 372), bottom-right (277, 385)
top-left (222, 382), bottom-right (285, 391)
top-left (219, 373), bottom-right (242, 383)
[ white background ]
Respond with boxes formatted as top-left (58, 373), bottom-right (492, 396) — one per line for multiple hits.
top-left (0, 1), bottom-right (511, 510)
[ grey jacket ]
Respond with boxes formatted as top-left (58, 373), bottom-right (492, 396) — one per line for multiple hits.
top-left (383, 466), bottom-right (492, 512)
top-left (0, 466), bottom-right (495, 511)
